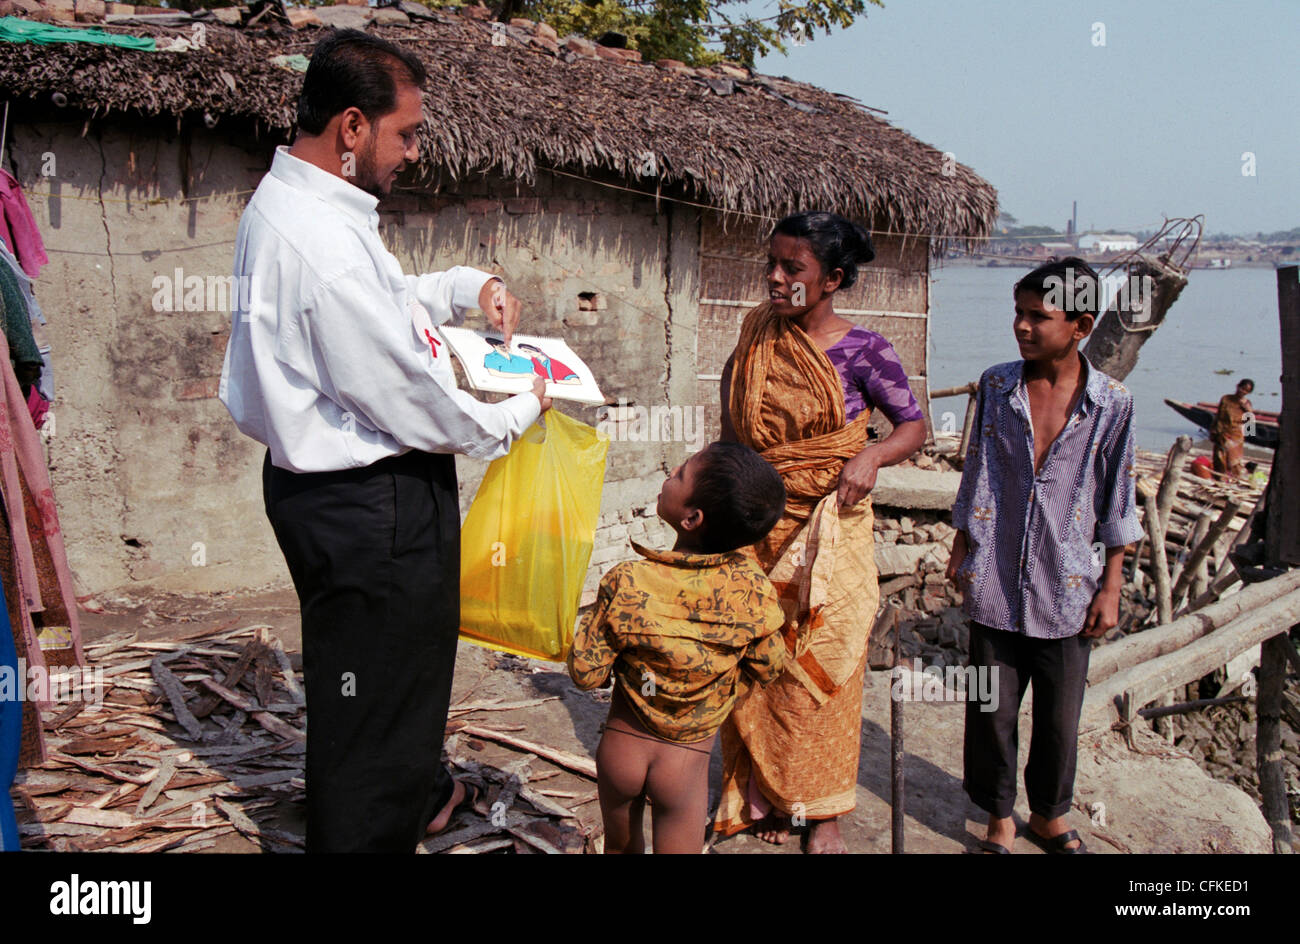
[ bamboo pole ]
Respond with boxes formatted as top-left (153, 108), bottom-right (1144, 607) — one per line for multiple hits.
top-left (1170, 500), bottom-right (1242, 610)
top-left (1081, 587), bottom-right (1300, 733)
top-left (1088, 568), bottom-right (1300, 685)
top-left (1146, 435), bottom-right (1193, 624)
top-left (1144, 490), bottom-right (1174, 625)
top-left (1258, 263), bottom-right (1298, 854)
top-left (1170, 509), bottom-right (1211, 590)
top-left (891, 621), bottom-right (904, 854)
top-left (1258, 634), bottom-right (1294, 855)
top-left (956, 393), bottom-right (978, 464)
top-left (1137, 693), bottom-right (1250, 720)
top-left (928, 382), bottom-right (977, 400)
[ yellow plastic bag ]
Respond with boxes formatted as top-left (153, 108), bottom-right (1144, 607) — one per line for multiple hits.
top-left (460, 410), bottom-right (609, 662)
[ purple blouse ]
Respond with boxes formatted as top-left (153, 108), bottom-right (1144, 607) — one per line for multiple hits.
top-left (825, 325), bottom-right (925, 425)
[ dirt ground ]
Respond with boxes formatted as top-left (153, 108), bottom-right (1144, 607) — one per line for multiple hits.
top-left (58, 584), bottom-right (1272, 854)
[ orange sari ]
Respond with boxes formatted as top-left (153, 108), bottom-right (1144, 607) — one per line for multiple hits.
top-left (714, 303), bottom-right (879, 833)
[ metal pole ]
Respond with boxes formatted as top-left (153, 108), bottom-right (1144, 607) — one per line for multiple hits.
top-left (890, 622), bottom-right (904, 853)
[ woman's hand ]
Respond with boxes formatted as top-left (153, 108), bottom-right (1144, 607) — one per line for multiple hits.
top-left (836, 447), bottom-right (880, 507)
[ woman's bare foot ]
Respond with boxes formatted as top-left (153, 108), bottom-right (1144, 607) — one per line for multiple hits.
top-left (753, 813), bottom-right (791, 844)
top-left (425, 778), bottom-right (468, 835)
top-left (805, 818), bottom-right (847, 854)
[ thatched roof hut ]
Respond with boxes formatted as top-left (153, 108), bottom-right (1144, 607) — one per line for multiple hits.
top-left (0, 2), bottom-right (996, 247)
top-left (0, 2), bottom-right (998, 597)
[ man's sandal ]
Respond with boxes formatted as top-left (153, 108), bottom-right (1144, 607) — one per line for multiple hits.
top-left (1022, 828), bottom-right (1087, 854)
top-left (968, 839), bottom-right (1012, 854)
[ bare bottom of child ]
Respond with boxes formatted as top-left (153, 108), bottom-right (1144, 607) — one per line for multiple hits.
top-left (597, 688), bottom-right (714, 854)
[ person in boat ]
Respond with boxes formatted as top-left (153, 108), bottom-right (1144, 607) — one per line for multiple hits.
top-left (1211, 378), bottom-right (1254, 480)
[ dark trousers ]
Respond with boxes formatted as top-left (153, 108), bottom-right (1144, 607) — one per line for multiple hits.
top-left (263, 449), bottom-right (461, 853)
top-left (963, 621), bottom-right (1091, 820)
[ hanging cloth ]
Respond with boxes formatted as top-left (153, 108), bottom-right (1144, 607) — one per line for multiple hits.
top-left (0, 167), bottom-right (47, 279)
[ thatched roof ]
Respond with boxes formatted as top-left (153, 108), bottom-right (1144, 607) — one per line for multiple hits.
top-left (0, 3), bottom-right (998, 246)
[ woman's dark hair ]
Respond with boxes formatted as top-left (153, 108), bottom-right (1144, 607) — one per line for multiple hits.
top-left (1014, 256), bottom-right (1101, 320)
top-left (771, 211), bottom-right (875, 290)
top-left (689, 442), bottom-right (786, 553)
top-left (297, 29), bottom-right (428, 136)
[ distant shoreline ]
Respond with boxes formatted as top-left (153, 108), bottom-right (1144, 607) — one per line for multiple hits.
top-left (939, 255), bottom-right (1285, 270)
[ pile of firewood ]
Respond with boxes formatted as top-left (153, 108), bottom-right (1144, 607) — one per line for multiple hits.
top-left (16, 625), bottom-right (604, 853)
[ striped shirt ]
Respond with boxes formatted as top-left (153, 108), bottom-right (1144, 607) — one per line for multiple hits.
top-left (951, 357), bottom-right (1143, 639)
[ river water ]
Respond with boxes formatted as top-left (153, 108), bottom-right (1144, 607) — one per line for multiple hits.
top-left (927, 264), bottom-right (1285, 451)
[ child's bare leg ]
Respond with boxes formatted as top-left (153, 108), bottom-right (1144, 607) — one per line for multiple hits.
top-left (596, 693), bottom-right (655, 854)
top-left (646, 733), bottom-right (714, 854)
top-left (596, 727), bottom-right (650, 854)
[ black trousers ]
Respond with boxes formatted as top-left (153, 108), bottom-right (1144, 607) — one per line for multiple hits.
top-left (263, 449), bottom-right (461, 853)
top-left (962, 621), bottom-right (1091, 821)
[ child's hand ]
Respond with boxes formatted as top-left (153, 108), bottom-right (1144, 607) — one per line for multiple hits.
top-left (945, 530), bottom-right (968, 582)
top-left (1081, 585), bottom-right (1120, 638)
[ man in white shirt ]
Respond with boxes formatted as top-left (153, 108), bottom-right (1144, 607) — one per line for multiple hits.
top-left (219, 29), bottom-right (550, 852)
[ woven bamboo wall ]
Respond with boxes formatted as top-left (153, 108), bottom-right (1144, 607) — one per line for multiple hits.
top-left (696, 214), bottom-right (932, 442)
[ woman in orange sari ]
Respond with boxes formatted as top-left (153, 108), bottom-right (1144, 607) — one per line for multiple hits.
top-left (716, 211), bottom-right (927, 853)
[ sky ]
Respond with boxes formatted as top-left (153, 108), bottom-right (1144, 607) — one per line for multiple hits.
top-left (749, 0), bottom-right (1299, 235)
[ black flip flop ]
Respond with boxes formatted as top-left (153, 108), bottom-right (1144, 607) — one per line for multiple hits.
top-left (1022, 827), bottom-right (1087, 854)
top-left (971, 839), bottom-right (1012, 854)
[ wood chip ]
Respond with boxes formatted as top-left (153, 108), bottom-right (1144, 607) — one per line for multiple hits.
top-left (518, 785), bottom-right (577, 819)
top-left (151, 658), bottom-right (204, 740)
top-left (64, 807), bottom-right (144, 829)
top-left (191, 640), bottom-right (262, 719)
top-left (198, 678), bottom-right (307, 742)
top-left (446, 836), bottom-right (514, 854)
top-left (134, 757), bottom-right (177, 815)
top-left (506, 818), bottom-right (586, 854)
top-left (457, 725), bottom-right (596, 779)
top-left (45, 701), bottom-right (88, 730)
top-left (448, 697), bottom-right (559, 714)
top-left (265, 635), bottom-right (305, 704)
top-left (213, 796), bottom-right (261, 839)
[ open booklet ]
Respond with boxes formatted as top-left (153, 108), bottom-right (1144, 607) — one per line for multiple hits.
top-left (439, 326), bottom-right (606, 406)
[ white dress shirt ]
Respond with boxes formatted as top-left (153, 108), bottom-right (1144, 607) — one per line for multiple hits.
top-left (219, 146), bottom-right (541, 473)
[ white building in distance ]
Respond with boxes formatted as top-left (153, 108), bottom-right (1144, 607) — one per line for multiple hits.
top-left (1078, 233), bottom-right (1139, 253)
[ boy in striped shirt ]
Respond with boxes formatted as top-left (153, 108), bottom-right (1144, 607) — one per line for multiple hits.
top-left (947, 257), bottom-right (1143, 854)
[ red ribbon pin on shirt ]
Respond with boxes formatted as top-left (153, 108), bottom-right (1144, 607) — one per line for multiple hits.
top-left (424, 329), bottom-right (442, 359)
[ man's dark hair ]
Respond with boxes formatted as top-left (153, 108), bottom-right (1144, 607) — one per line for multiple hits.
top-left (771, 211), bottom-right (875, 290)
top-left (1238, 378), bottom-right (1255, 391)
top-left (297, 29), bottom-right (427, 136)
top-left (689, 442), bottom-right (786, 553)
top-left (1014, 256), bottom-right (1101, 320)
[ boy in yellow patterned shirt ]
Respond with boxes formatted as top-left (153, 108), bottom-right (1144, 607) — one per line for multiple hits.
top-left (568, 442), bottom-right (787, 853)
